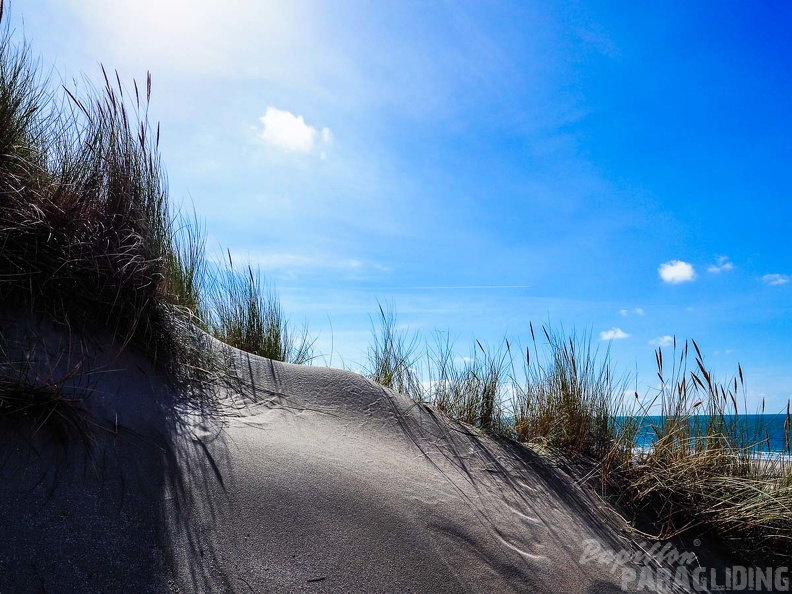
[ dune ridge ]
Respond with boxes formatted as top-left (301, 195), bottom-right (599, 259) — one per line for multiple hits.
top-left (1, 318), bottom-right (697, 593)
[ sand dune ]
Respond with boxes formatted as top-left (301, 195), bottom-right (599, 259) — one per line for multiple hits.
top-left (1, 328), bottom-right (692, 593)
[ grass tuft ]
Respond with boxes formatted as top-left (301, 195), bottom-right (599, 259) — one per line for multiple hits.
top-left (206, 251), bottom-right (314, 364)
top-left (0, 8), bottom-right (313, 442)
top-left (425, 332), bottom-right (511, 433)
top-left (513, 325), bottom-right (623, 457)
top-left (601, 339), bottom-right (792, 563)
top-left (0, 328), bottom-right (94, 447)
top-left (365, 302), bottom-right (423, 400)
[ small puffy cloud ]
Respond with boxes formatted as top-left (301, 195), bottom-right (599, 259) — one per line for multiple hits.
top-left (600, 327), bottom-right (630, 341)
top-left (763, 273), bottom-right (790, 286)
top-left (619, 309), bottom-right (629, 317)
top-left (619, 307), bottom-right (644, 317)
top-left (259, 107), bottom-right (332, 153)
top-left (650, 335), bottom-right (674, 347)
top-left (708, 256), bottom-right (734, 273)
top-left (634, 307), bottom-right (645, 316)
top-left (658, 260), bottom-right (696, 284)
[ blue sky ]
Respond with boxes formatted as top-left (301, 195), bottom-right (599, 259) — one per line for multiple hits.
top-left (7, 0), bottom-right (791, 410)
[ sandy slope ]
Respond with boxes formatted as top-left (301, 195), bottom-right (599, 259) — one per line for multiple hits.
top-left (1, 330), bottom-right (694, 593)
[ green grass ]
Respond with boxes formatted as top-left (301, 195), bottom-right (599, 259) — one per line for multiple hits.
top-left (365, 303), bottom-right (423, 400)
top-left (426, 333), bottom-right (511, 433)
top-left (364, 303), bottom-right (512, 433)
top-left (365, 308), bottom-right (620, 445)
top-left (206, 251), bottom-right (314, 364)
top-left (512, 324), bottom-right (624, 456)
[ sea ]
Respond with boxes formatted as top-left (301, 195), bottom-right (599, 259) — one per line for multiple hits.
top-left (619, 414), bottom-right (792, 456)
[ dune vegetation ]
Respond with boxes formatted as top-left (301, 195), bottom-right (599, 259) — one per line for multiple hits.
top-left (0, 9), bottom-right (313, 410)
top-left (1, 3), bottom-right (790, 573)
top-left (364, 306), bottom-right (792, 564)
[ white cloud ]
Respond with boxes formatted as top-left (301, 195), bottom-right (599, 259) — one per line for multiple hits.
top-left (619, 307), bottom-right (644, 317)
top-left (259, 107), bottom-right (331, 153)
top-left (658, 260), bottom-right (695, 284)
top-left (650, 335), bottom-right (674, 347)
top-left (763, 273), bottom-right (790, 286)
top-left (634, 307), bottom-right (645, 316)
top-left (708, 256), bottom-right (734, 273)
top-left (600, 328), bottom-right (630, 341)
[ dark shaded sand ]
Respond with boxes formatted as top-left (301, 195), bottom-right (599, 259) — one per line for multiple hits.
top-left (1, 327), bottom-right (729, 593)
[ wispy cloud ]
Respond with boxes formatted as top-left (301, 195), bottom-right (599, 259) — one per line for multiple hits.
top-left (650, 335), bottom-right (674, 347)
top-left (208, 251), bottom-right (389, 278)
top-left (658, 260), bottom-right (695, 284)
top-left (259, 107), bottom-right (332, 153)
top-left (620, 307), bottom-right (645, 317)
top-left (713, 349), bottom-right (735, 355)
top-left (253, 253), bottom-right (366, 271)
top-left (401, 285), bottom-right (533, 290)
top-left (600, 327), bottom-right (629, 340)
top-left (707, 256), bottom-right (734, 273)
top-left (763, 273), bottom-right (790, 286)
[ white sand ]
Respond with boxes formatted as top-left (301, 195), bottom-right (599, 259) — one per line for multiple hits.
top-left (0, 324), bottom-right (702, 593)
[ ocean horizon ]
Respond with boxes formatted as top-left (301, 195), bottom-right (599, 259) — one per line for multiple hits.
top-left (618, 413), bottom-right (792, 455)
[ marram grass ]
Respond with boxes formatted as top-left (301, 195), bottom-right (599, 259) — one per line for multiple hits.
top-left (365, 307), bottom-right (792, 564)
top-left (0, 9), bottom-right (313, 441)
